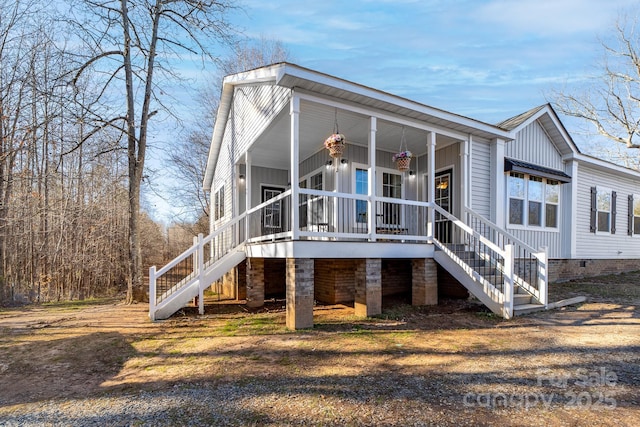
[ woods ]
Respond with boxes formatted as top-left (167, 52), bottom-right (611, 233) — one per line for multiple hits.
top-left (0, 0), bottom-right (235, 305)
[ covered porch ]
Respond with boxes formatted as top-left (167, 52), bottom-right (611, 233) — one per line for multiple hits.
top-left (230, 91), bottom-right (474, 246)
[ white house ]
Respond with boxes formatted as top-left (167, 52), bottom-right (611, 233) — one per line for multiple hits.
top-left (149, 63), bottom-right (640, 328)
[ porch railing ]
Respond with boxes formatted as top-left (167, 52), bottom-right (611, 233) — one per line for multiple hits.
top-left (246, 190), bottom-right (292, 242)
top-left (297, 188), bottom-right (430, 242)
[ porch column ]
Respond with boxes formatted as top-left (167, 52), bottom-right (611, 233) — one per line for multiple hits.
top-left (368, 116), bottom-right (377, 241)
top-left (412, 258), bottom-right (438, 305)
top-left (290, 94), bottom-right (300, 240)
top-left (490, 138), bottom-right (506, 228)
top-left (245, 150), bottom-right (252, 239)
top-left (427, 132), bottom-right (436, 240)
top-left (246, 257), bottom-right (265, 308)
top-left (354, 258), bottom-right (382, 317)
top-left (286, 258), bottom-right (314, 330)
top-left (462, 136), bottom-right (470, 210)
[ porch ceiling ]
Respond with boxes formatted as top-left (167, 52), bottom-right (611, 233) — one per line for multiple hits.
top-left (247, 99), bottom-right (459, 170)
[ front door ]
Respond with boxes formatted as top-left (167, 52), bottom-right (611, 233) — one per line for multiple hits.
top-left (262, 186), bottom-right (284, 235)
top-left (434, 169), bottom-right (452, 243)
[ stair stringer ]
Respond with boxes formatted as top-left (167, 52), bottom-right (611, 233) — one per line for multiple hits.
top-left (152, 249), bottom-right (246, 320)
top-left (434, 251), bottom-right (509, 318)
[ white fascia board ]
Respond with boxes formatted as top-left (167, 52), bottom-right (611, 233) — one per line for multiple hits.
top-left (565, 152), bottom-right (640, 180)
top-left (276, 64), bottom-right (511, 140)
top-left (545, 110), bottom-right (580, 154)
top-left (223, 64), bottom-right (282, 86)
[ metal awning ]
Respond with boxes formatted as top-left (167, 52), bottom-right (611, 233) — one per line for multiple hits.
top-left (504, 158), bottom-right (571, 183)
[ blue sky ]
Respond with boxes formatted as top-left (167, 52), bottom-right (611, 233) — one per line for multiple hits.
top-left (148, 0), bottom-right (638, 222)
top-left (231, 0), bottom-right (633, 124)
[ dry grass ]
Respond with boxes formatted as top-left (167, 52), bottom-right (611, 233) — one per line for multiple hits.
top-left (0, 274), bottom-right (639, 426)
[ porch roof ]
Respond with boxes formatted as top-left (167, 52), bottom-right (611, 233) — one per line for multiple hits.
top-left (204, 62), bottom-right (512, 191)
top-left (272, 63), bottom-right (512, 141)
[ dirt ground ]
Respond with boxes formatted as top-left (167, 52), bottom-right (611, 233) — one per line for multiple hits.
top-left (0, 273), bottom-right (639, 426)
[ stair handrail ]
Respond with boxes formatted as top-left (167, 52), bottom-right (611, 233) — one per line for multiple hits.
top-left (432, 203), bottom-right (514, 318)
top-left (149, 211), bottom-right (247, 319)
top-left (432, 204), bottom-right (505, 256)
top-left (464, 207), bottom-right (547, 306)
top-left (464, 208), bottom-right (542, 259)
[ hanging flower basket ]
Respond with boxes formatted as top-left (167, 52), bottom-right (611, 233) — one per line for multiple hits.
top-left (324, 133), bottom-right (345, 158)
top-left (393, 150), bottom-right (412, 172)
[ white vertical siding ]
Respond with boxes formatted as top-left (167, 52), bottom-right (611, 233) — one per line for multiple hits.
top-left (506, 120), bottom-right (564, 170)
top-left (471, 139), bottom-right (491, 218)
top-left (507, 229), bottom-right (562, 257)
top-left (211, 83), bottom-right (291, 231)
top-left (575, 164), bottom-right (640, 259)
top-left (233, 85), bottom-right (291, 157)
top-left (434, 143), bottom-right (461, 217)
top-left (250, 166), bottom-right (289, 207)
top-left (503, 121), bottom-right (566, 258)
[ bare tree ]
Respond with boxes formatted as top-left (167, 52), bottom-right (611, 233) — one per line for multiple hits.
top-left (167, 37), bottom-right (291, 226)
top-left (67, 0), bottom-right (237, 303)
top-left (553, 14), bottom-right (640, 151)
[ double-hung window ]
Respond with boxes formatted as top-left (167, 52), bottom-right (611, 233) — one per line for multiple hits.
top-left (213, 185), bottom-right (225, 221)
top-left (545, 180), bottom-right (559, 228)
top-left (299, 170), bottom-right (325, 230)
top-left (355, 168), bottom-right (368, 223)
top-left (632, 195), bottom-right (640, 235)
top-left (590, 186), bottom-right (616, 234)
top-left (508, 172), bottom-right (559, 229)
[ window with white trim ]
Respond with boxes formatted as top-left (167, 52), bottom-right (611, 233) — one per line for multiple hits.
top-left (213, 185), bottom-right (225, 221)
top-left (633, 195), bottom-right (640, 235)
top-left (545, 180), bottom-right (559, 228)
top-left (355, 168), bottom-right (368, 223)
top-left (299, 169), bottom-right (325, 229)
top-left (508, 172), bottom-right (559, 229)
top-left (590, 186), bottom-right (616, 234)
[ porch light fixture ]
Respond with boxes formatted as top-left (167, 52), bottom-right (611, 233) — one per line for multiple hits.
top-left (340, 158), bottom-right (348, 165)
top-left (409, 170), bottom-right (415, 176)
top-left (239, 174), bottom-right (245, 182)
top-left (325, 160), bottom-right (333, 169)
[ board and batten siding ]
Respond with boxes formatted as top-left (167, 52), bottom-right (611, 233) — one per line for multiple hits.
top-left (301, 144), bottom-right (420, 199)
top-left (506, 228), bottom-right (562, 258)
top-left (470, 139), bottom-right (491, 218)
top-left (503, 121), bottom-right (567, 258)
top-left (574, 163), bottom-right (640, 259)
top-left (232, 84), bottom-right (291, 158)
top-left (434, 143), bottom-right (461, 218)
top-left (505, 120), bottom-right (564, 170)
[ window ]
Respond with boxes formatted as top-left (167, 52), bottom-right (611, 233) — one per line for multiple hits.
top-left (299, 170), bottom-right (324, 229)
top-left (508, 172), bottom-right (559, 229)
top-left (528, 176), bottom-right (543, 226)
top-left (508, 172), bottom-right (525, 225)
top-left (590, 187), bottom-right (616, 234)
top-left (355, 168), bottom-right (368, 223)
top-left (263, 187), bottom-right (283, 229)
top-left (545, 180), bottom-right (559, 228)
top-left (213, 185), bottom-right (225, 221)
top-left (381, 171), bottom-right (402, 225)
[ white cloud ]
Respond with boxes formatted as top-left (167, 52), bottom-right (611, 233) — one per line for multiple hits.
top-left (476, 0), bottom-right (637, 35)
